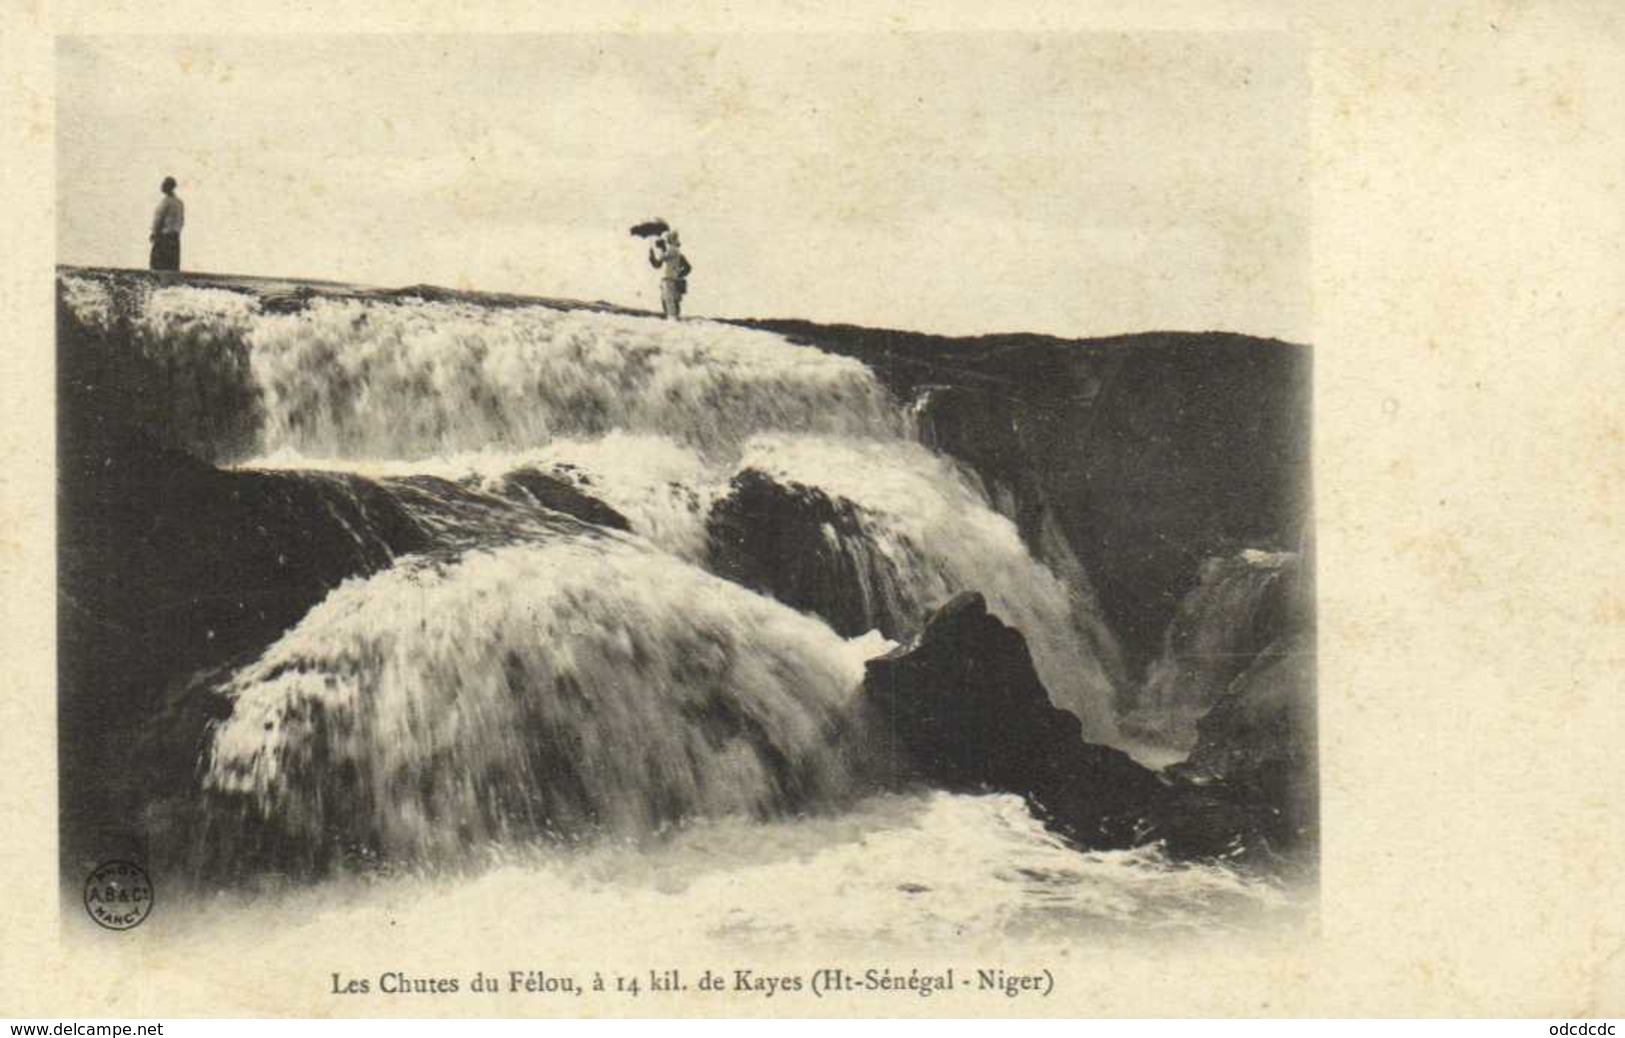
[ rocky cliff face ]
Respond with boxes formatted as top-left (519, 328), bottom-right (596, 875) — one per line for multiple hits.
top-left (733, 319), bottom-right (1312, 679)
top-left (1168, 631), bottom-right (1317, 847)
top-left (1126, 549), bottom-right (1308, 748)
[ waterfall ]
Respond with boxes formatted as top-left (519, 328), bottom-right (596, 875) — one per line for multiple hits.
top-left (61, 272), bottom-right (1133, 871)
top-left (203, 538), bottom-right (886, 868)
top-left (718, 435), bottom-right (1122, 741)
top-left (240, 435), bottom-right (1124, 743)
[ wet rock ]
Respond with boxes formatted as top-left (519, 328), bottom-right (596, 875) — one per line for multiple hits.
top-left (862, 592), bottom-right (1315, 866)
top-left (497, 468), bottom-right (632, 531)
top-left (58, 357), bottom-right (430, 876)
top-left (707, 469), bottom-right (920, 639)
top-left (861, 592), bottom-right (1168, 849)
top-left (1166, 632), bottom-right (1317, 851)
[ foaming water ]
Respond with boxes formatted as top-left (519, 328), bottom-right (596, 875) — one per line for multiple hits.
top-left (735, 435), bottom-right (1124, 741)
top-left (204, 538), bottom-right (883, 868)
top-left (504, 434), bottom-right (724, 559)
top-left (59, 277), bottom-right (902, 461)
top-left (169, 792), bottom-right (1302, 951)
top-left (245, 434), bottom-right (1124, 742)
top-left (247, 434), bottom-right (722, 560)
top-left (247, 298), bottom-right (902, 459)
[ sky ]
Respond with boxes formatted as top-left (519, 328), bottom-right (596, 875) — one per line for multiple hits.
top-left (57, 34), bottom-right (1308, 340)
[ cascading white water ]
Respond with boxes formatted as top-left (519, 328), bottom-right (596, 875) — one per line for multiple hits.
top-left (731, 435), bottom-right (1122, 741)
top-left (204, 537), bottom-right (891, 862)
top-left (241, 434), bottom-right (1124, 742)
top-left (246, 297), bottom-right (904, 459)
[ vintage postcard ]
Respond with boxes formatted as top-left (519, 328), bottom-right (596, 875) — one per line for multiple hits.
top-left (2, 0), bottom-right (1621, 1020)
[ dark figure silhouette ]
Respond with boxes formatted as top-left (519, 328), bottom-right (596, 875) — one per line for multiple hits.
top-left (149, 176), bottom-right (185, 271)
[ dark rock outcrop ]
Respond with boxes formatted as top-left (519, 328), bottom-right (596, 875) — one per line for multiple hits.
top-left (706, 469), bottom-right (922, 639)
top-left (862, 591), bottom-right (1166, 849)
top-left (58, 421), bottom-right (432, 873)
top-left (498, 468), bottom-right (632, 532)
top-left (862, 592), bottom-right (1315, 866)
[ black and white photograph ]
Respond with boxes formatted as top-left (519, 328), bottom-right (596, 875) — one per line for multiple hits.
top-left (54, 32), bottom-right (1314, 956)
top-left (10, 3), bottom-right (1621, 1021)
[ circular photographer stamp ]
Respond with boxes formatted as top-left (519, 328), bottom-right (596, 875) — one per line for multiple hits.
top-left (84, 860), bottom-right (154, 931)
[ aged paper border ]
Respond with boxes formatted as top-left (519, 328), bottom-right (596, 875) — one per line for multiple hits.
top-left (3, 0), bottom-right (1622, 1018)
